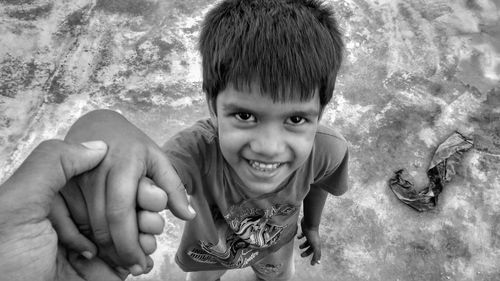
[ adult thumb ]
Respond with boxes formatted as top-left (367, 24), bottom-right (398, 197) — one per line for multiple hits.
top-left (1, 140), bottom-right (107, 210)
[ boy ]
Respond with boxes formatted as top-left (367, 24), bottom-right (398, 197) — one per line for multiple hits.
top-left (56, 0), bottom-right (348, 280)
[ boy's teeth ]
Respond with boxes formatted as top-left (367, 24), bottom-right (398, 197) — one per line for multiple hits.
top-left (250, 160), bottom-right (280, 171)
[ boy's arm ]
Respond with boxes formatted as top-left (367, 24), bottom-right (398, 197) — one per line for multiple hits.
top-left (302, 184), bottom-right (328, 228)
top-left (299, 184), bottom-right (328, 265)
top-left (55, 109), bottom-right (195, 274)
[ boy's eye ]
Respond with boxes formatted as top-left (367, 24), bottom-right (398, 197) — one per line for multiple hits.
top-left (287, 116), bottom-right (306, 125)
top-left (234, 112), bottom-right (255, 122)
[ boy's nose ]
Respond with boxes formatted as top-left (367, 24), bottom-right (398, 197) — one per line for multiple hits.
top-left (249, 125), bottom-right (286, 158)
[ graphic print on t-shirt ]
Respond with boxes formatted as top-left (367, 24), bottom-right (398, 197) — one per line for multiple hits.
top-left (186, 203), bottom-right (298, 268)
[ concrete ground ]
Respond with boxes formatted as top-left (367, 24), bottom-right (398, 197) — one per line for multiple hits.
top-left (1, 0), bottom-right (499, 280)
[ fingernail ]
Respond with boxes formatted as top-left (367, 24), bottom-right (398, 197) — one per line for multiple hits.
top-left (81, 251), bottom-right (93, 260)
top-left (128, 264), bottom-right (143, 276)
top-left (81, 141), bottom-right (107, 150)
top-left (317, 260), bottom-right (321, 264)
top-left (188, 205), bottom-right (196, 215)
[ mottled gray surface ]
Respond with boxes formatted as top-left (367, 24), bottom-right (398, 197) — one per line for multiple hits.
top-left (1, 0), bottom-right (499, 280)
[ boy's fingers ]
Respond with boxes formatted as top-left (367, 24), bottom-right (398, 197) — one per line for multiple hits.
top-left (300, 248), bottom-right (314, 257)
top-left (312, 249), bottom-right (322, 265)
top-left (145, 256), bottom-right (154, 274)
top-left (106, 164), bottom-right (147, 271)
top-left (147, 151), bottom-right (196, 220)
top-left (114, 267), bottom-right (130, 279)
top-left (139, 234), bottom-right (157, 255)
top-left (137, 177), bottom-right (168, 212)
top-left (50, 193), bottom-right (97, 259)
top-left (299, 241), bottom-right (309, 249)
top-left (138, 210), bottom-right (165, 235)
top-left (297, 233), bottom-right (304, 239)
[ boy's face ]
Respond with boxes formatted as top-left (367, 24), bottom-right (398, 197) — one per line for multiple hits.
top-left (210, 83), bottom-right (321, 197)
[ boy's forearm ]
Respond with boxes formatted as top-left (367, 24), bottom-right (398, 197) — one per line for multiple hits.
top-left (302, 184), bottom-right (328, 229)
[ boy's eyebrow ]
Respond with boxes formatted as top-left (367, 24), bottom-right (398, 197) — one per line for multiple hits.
top-left (288, 109), bottom-right (320, 117)
top-left (222, 103), bottom-right (253, 112)
top-left (222, 103), bottom-right (320, 117)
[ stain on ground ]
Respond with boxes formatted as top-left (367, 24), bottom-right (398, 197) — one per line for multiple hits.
top-left (95, 0), bottom-right (159, 16)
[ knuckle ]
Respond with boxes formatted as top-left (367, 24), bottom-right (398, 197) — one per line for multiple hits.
top-left (35, 140), bottom-right (66, 165)
top-left (158, 188), bottom-right (168, 202)
top-left (139, 177), bottom-right (154, 187)
top-left (92, 227), bottom-right (112, 245)
top-left (125, 145), bottom-right (148, 163)
top-left (116, 245), bottom-right (141, 261)
top-left (106, 206), bottom-right (130, 224)
top-left (58, 229), bottom-right (79, 245)
top-left (37, 139), bottom-right (64, 151)
top-left (78, 224), bottom-right (92, 237)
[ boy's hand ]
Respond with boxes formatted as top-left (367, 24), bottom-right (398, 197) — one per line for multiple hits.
top-left (58, 109), bottom-right (196, 275)
top-left (297, 218), bottom-right (322, 266)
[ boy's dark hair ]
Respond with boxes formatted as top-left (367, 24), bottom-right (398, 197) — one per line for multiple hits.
top-left (199, 0), bottom-right (344, 112)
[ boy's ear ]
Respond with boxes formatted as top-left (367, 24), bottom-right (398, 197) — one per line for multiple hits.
top-left (318, 107), bottom-right (325, 121)
top-left (207, 98), bottom-right (217, 121)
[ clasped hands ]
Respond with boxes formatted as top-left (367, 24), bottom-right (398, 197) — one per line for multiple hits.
top-left (0, 110), bottom-right (196, 280)
top-left (0, 109), bottom-right (322, 280)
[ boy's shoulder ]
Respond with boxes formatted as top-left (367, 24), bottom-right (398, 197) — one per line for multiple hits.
top-left (315, 123), bottom-right (348, 154)
top-left (166, 118), bottom-right (217, 145)
top-left (310, 123), bottom-right (349, 195)
top-left (185, 118), bottom-right (217, 135)
top-left (162, 118), bottom-right (219, 192)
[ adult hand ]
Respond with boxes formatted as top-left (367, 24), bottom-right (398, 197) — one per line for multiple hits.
top-left (0, 139), bottom-right (125, 281)
top-left (59, 109), bottom-right (196, 275)
top-left (298, 218), bottom-right (322, 266)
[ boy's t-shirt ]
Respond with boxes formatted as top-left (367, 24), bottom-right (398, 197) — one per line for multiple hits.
top-left (164, 118), bottom-right (348, 272)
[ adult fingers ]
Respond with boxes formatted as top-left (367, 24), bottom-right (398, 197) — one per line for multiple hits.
top-left (60, 181), bottom-right (92, 237)
top-left (62, 178), bottom-right (123, 268)
top-left (68, 251), bottom-right (127, 281)
top-left (60, 179), bottom-right (125, 268)
top-left (137, 177), bottom-right (167, 212)
top-left (77, 166), bottom-right (113, 253)
top-left (106, 163), bottom-right (147, 274)
top-left (50, 193), bottom-right (97, 259)
top-left (146, 150), bottom-right (196, 220)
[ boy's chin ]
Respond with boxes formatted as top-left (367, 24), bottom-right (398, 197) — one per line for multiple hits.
top-left (240, 176), bottom-right (286, 197)
top-left (231, 163), bottom-right (291, 197)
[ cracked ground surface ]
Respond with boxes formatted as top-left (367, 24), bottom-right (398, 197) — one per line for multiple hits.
top-left (1, 0), bottom-right (499, 280)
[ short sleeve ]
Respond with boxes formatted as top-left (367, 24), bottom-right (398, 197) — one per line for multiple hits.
top-left (162, 119), bottom-right (217, 195)
top-left (311, 125), bottom-right (349, 196)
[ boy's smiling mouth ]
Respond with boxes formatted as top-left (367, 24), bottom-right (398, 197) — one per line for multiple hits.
top-left (248, 160), bottom-right (283, 173)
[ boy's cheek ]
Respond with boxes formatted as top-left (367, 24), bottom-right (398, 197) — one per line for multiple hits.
top-left (218, 126), bottom-right (248, 149)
